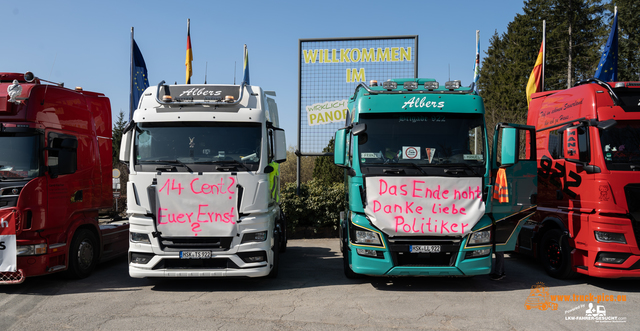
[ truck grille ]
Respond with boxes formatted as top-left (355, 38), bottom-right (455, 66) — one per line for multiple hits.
top-left (158, 237), bottom-right (233, 251)
top-left (388, 237), bottom-right (460, 267)
top-left (624, 184), bottom-right (640, 249)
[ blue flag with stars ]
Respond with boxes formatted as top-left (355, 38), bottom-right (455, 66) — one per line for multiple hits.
top-left (130, 39), bottom-right (149, 121)
top-left (594, 11), bottom-right (618, 82)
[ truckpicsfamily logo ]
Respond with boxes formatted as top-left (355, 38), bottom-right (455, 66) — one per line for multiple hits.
top-left (525, 282), bottom-right (627, 323)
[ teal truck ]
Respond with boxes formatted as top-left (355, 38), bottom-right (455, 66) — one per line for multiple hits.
top-left (333, 78), bottom-right (537, 277)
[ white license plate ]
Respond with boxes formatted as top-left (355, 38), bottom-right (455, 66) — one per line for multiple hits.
top-left (410, 245), bottom-right (441, 253)
top-left (180, 251), bottom-right (212, 259)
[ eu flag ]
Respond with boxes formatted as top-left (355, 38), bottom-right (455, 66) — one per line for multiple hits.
top-left (594, 10), bottom-right (618, 82)
top-left (130, 38), bottom-right (149, 121)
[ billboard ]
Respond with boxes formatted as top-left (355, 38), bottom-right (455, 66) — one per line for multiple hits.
top-left (298, 36), bottom-right (418, 154)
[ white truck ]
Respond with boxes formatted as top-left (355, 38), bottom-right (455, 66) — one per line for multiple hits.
top-left (120, 81), bottom-right (287, 278)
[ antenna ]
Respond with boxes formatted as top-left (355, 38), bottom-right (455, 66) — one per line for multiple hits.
top-left (234, 61), bottom-right (236, 85)
top-left (42, 54), bottom-right (61, 105)
top-left (204, 62), bottom-right (208, 84)
top-left (448, 64), bottom-right (450, 81)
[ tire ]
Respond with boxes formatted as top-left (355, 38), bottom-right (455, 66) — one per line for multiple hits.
top-left (66, 228), bottom-right (99, 279)
top-left (267, 232), bottom-right (280, 278)
top-left (540, 229), bottom-right (577, 279)
top-left (343, 248), bottom-right (364, 279)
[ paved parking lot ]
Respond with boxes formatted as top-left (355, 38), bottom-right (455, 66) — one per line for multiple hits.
top-left (1, 239), bottom-right (638, 330)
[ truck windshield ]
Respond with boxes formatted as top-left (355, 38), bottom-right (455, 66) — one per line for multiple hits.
top-left (357, 113), bottom-right (485, 166)
top-left (600, 120), bottom-right (640, 171)
top-left (134, 122), bottom-right (262, 171)
top-left (0, 134), bottom-right (40, 180)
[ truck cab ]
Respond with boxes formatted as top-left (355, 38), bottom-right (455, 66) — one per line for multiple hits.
top-left (522, 78), bottom-right (640, 278)
top-left (334, 78), bottom-right (537, 277)
top-left (0, 72), bottom-right (128, 284)
top-left (120, 81), bottom-right (287, 278)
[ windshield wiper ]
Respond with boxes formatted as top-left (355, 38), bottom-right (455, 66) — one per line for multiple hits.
top-left (443, 163), bottom-right (480, 176)
top-left (393, 162), bottom-right (427, 175)
top-left (142, 159), bottom-right (194, 173)
top-left (194, 160), bottom-right (251, 171)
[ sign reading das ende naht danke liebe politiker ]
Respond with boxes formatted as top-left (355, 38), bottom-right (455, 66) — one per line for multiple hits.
top-left (364, 176), bottom-right (485, 236)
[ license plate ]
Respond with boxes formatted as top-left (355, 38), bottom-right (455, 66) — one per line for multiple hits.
top-left (180, 251), bottom-right (212, 259)
top-left (410, 245), bottom-right (441, 253)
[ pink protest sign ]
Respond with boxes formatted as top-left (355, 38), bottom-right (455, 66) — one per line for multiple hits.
top-left (0, 209), bottom-right (17, 272)
top-left (364, 176), bottom-right (485, 237)
top-left (155, 174), bottom-right (238, 237)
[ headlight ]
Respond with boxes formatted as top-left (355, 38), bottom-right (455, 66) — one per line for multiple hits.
top-left (468, 230), bottom-right (491, 245)
top-left (130, 232), bottom-right (150, 244)
top-left (241, 231), bottom-right (268, 244)
top-left (16, 243), bottom-right (47, 256)
top-left (354, 229), bottom-right (382, 246)
top-left (594, 231), bottom-right (626, 244)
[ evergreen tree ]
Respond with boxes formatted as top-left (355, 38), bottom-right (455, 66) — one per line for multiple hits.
top-left (112, 110), bottom-right (126, 165)
top-left (312, 138), bottom-right (344, 185)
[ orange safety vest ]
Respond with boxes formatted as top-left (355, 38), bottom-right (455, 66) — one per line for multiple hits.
top-left (493, 168), bottom-right (509, 203)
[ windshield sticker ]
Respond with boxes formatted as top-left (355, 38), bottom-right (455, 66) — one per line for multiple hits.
top-left (364, 176), bottom-right (485, 237)
top-left (362, 152), bottom-right (382, 159)
top-left (402, 97), bottom-right (445, 109)
top-left (402, 146), bottom-right (420, 160)
top-left (425, 148), bottom-right (436, 163)
top-left (463, 154), bottom-right (483, 160)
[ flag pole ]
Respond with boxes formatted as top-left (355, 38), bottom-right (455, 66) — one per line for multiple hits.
top-left (542, 20), bottom-right (545, 92)
top-left (129, 27), bottom-right (134, 121)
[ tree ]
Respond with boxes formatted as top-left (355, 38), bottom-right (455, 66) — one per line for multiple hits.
top-left (112, 110), bottom-right (126, 166)
top-left (312, 138), bottom-right (344, 185)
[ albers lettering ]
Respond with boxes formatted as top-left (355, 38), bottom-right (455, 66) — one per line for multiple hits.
top-left (0, 241), bottom-right (5, 250)
top-left (179, 88), bottom-right (222, 97)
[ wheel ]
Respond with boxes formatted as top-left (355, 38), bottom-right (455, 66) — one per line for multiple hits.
top-left (343, 248), bottom-right (364, 279)
top-left (66, 228), bottom-right (99, 279)
top-left (267, 231), bottom-right (280, 278)
top-left (540, 229), bottom-right (577, 279)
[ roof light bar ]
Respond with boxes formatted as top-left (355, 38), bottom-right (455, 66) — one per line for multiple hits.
top-left (382, 81), bottom-right (397, 90)
top-left (445, 80), bottom-right (461, 90)
top-left (424, 81), bottom-right (439, 90)
top-left (403, 81), bottom-right (418, 90)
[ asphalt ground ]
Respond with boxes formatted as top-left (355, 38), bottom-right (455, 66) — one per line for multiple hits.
top-left (1, 239), bottom-right (638, 330)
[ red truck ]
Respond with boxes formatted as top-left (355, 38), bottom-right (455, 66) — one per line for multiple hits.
top-left (0, 72), bottom-right (129, 284)
top-left (520, 78), bottom-right (640, 278)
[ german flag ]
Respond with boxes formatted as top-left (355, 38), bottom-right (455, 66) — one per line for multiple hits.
top-left (185, 19), bottom-right (193, 84)
top-left (525, 42), bottom-right (543, 105)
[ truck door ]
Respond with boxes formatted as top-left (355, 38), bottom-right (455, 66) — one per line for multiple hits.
top-left (490, 124), bottom-right (537, 252)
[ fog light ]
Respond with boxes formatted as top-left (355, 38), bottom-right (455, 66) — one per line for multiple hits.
top-left (130, 232), bottom-right (150, 244)
top-left (382, 81), bottom-right (398, 90)
top-left (356, 248), bottom-right (384, 259)
top-left (403, 81), bottom-right (418, 90)
top-left (596, 252), bottom-right (630, 264)
top-left (594, 231), bottom-right (626, 244)
top-left (130, 252), bottom-right (154, 264)
top-left (424, 81), bottom-right (439, 90)
top-left (465, 248), bottom-right (491, 259)
top-left (238, 251), bottom-right (267, 263)
top-left (445, 80), bottom-right (461, 90)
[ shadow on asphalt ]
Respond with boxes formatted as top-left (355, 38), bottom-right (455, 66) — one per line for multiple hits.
top-left (3, 243), bottom-right (640, 295)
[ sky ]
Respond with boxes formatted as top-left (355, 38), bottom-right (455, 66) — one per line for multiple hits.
top-left (3, 0), bottom-right (526, 148)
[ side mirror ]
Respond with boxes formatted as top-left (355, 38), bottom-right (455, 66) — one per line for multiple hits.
top-left (597, 119), bottom-right (617, 130)
top-left (500, 127), bottom-right (517, 166)
top-left (334, 128), bottom-right (347, 167)
top-left (352, 123), bottom-right (366, 136)
top-left (272, 128), bottom-right (287, 163)
top-left (563, 126), bottom-right (580, 162)
top-left (119, 130), bottom-right (132, 163)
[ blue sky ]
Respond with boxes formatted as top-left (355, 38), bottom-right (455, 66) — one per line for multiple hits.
top-left (4, 0), bottom-right (525, 148)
